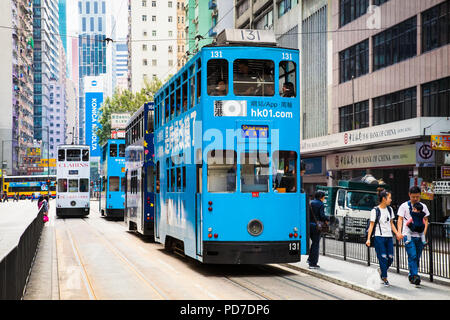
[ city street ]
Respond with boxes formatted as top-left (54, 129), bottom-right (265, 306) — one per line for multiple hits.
top-left (23, 200), bottom-right (374, 300)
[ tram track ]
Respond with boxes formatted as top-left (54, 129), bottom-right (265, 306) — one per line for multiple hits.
top-left (77, 217), bottom-right (171, 299)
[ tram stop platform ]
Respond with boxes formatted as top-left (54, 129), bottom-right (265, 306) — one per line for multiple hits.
top-left (0, 200), bottom-right (42, 260)
top-left (286, 255), bottom-right (450, 300)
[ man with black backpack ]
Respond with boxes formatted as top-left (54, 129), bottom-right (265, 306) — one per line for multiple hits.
top-left (397, 186), bottom-right (430, 286)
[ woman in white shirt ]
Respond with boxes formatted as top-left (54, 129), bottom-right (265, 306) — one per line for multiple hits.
top-left (366, 189), bottom-right (403, 287)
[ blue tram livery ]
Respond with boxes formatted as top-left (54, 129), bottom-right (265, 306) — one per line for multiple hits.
top-left (125, 102), bottom-right (155, 236)
top-left (153, 29), bottom-right (306, 264)
top-left (100, 139), bottom-right (126, 219)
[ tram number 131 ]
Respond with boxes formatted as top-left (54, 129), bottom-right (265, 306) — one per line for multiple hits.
top-left (240, 30), bottom-right (261, 41)
top-left (289, 242), bottom-right (300, 251)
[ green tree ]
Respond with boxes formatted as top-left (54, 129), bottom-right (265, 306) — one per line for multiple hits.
top-left (96, 77), bottom-right (164, 146)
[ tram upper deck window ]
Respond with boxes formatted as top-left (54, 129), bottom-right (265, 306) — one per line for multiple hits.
top-left (279, 61), bottom-right (297, 97)
top-left (58, 149), bottom-right (65, 161)
top-left (119, 144), bottom-right (125, 158)
top-left (240, 152), bottom-right (270, 193)
top-left (233, 59), bottom-right (275, 96)
top-left (110, 144), bottom-right (118, 157)
top-left (207, 150), bottom-right (237, 193)
top-left (207, 59), bottom-right (228, 96)
top-left (272, 151), bottom-right (297, 193)
top-left (66, 149), bottom-right (81, 161)
top-left (82, 149), bottom-right (89, 161)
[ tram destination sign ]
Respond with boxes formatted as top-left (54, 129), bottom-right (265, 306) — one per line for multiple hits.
top-left (241, 125), bottom-right (269, 138)
top-left (216, 29), bottom-right (277, 45)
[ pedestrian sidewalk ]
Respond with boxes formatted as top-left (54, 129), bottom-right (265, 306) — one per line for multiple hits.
top-left (286, 255), bottom-right (450, 300)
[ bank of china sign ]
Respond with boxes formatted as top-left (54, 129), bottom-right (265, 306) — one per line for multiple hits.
top-left (301, 118), bottom-right (450, 154)
top-left (326, 144), bottom-right (416, 170)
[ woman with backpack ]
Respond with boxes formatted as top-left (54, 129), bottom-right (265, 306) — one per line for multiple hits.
top-left (365, 189), bottom-right (403, 287)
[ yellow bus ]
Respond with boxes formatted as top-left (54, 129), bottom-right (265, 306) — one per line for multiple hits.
top-left (2, 175), bottom-right (56, 199)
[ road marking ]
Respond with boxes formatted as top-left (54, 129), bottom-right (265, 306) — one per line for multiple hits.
top-left (194, 283), bottom-right (220, 300)
top-left (156, 258), bottom-right (180, 275)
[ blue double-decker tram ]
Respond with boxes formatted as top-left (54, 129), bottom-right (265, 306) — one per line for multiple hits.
top-left (153, 29), bottom-right (306, 264)
top-left (125, 102), bottom-right (155, 236)
top-left (100, 139), bottom-right (126, 219)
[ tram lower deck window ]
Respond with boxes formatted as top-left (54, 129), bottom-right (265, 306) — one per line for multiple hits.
top-left (240, 152), bottom-right (270, 193)
top-left (58, 179), bottom-right (67, 192)
top-left (109, 177), bottom-right (120, 192)
top-left (273, 151), bottom-right (297, 193)
top-left (80, 179), bottom-right (89, 193)
top-left (69, 179), bottom-right (78, 192)
top-left (207, 150), bottom-right (237, 193)
top-left (233, 59), bottom-right (274, 96)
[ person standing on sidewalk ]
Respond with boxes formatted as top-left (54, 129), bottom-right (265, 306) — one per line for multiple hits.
top-left (366, 189), bottom-right (403, 287)
top-left (397, 186), bottom-right (430, 286)
top-left (307, 190), bottom-right (329, 269)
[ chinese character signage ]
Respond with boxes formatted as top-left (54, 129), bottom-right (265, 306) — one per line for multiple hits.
top-left (111, 113), bottom-right (131, 129)
top-left (442, 166), bottom-right (450, 179)
top-left (431, 135), bottom-right (450, 151)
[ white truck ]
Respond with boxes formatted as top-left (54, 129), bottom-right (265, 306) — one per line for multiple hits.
top-left (317, 177), bottom-right (388, 240)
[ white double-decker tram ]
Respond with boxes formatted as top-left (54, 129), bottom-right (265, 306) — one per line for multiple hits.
top-left (56, 145), bottom-right (91, 217)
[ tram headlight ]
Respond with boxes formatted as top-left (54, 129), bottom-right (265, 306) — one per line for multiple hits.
top-left (247, 219), bottom-right (263, 236)
top-left (70, 201), bottom-right (76, 207)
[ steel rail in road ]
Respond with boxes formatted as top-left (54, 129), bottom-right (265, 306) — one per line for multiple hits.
top-left (76, 217), bottom-right (170, 300)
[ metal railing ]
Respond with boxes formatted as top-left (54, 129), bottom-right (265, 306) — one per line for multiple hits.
top-left (321, 217), bottom-right (450, 282)
top-left (0, 210), bottom-right (44, 299)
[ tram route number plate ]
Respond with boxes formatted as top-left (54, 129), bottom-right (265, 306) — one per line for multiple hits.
top-left (69, 170), bottom-right (79, 175)
top-left (289, 242), bottom-right (300, 251)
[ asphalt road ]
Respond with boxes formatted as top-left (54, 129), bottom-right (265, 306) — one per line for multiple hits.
top-left (23, 200), bottom-right (375, 300)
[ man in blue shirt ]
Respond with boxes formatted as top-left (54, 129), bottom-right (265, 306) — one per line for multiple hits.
top-left (307, 190), bottom-right (329, 269)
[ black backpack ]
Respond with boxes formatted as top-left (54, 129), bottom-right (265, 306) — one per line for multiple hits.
top-left (365, 206), bottom-right (393, 246)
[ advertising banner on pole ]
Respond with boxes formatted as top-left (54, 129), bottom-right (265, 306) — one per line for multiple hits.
top-left (431, 135), bottom-right (450, 151)
top-left (84, 76), bottom-right (104, 158)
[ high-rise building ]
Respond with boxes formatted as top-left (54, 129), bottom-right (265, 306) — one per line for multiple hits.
top-left (33, 0), bottom-right (60, 166)
top-left (78, 0), bottom-right (108, 143)
top-left (128, 0), bottom-right (178, 92)
top-left (59, 0), bottom-right (67, 53)
top-left (185, 0), bottom-right (234, 58)
top-left (177, 1), bottom-right (186, 69)
top-left (0, 0), bottom-right (34, 176)
top-left (115, 41), bottom-right (128, 91)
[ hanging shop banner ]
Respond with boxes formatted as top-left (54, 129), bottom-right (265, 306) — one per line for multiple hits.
top-left (421, 181), bottom-right (435, 200)
top-left (431, 135), bottom-right (450, 151)
top-left (442, 167), bottom-right (450, 179)
top-left (415, 142), bottom-right (435, 167)
top-left (433, 181), bottom-right (450, 195)
top-left (84, 76), bottom-right (104, 158)
top-left (326, 144), bottom-right (416, 170)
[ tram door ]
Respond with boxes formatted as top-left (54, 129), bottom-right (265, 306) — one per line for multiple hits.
top-left (195, 164), bottom-right (202, 256)
top-left (154, 162), bottom-right (160, 239)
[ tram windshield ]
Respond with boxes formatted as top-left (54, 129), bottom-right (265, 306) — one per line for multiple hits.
top-left (207, 150), bottom-right (237, 193)
top-left (67, 149), bottom-right (81, 161)
top-left (233, 59), bottom-right (275, 96)
top-left (240, 152), bottom-right (270, 193)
